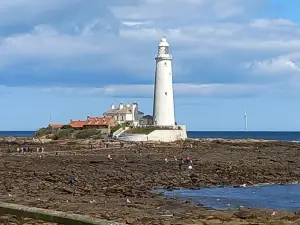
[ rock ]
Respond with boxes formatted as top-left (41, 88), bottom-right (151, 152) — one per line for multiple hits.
top-left (125, 217), bottom-right (136, 224)
top-left (233, 210), bottom-right (257, 219)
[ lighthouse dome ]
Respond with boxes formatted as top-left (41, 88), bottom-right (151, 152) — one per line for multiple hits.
top-left (158, 37), bottom-right (169, 47)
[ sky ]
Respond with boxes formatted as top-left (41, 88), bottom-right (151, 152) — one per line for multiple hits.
top-left (1, 0), bottom-right (300, 131)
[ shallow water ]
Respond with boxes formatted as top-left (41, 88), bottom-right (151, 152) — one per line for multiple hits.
top-left (187, 131), bottom-right (300, 142)
top-left (160, 183), bottom-right (300, 211)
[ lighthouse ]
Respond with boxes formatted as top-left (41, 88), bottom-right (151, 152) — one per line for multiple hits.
top-left (117, 37), bottom-right (187, 142)
top-left (153, 37), bottom-right (175, 126)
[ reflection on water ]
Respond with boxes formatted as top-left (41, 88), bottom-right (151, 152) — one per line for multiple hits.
top-left (159, 183), bottom-right (300, 211)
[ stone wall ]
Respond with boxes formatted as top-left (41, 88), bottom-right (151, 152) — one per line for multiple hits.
top-left (117, 134), bottom-right (148, 142)
top-left (117, 125), bottom-right (187, 142)
top-left (147, 128), bottom-right (187, 142)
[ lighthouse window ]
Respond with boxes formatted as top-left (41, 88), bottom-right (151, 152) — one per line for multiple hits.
top-left (164, 62), bottom-right (167, 66)
top-left (165, 92), bottom-right (167, 96)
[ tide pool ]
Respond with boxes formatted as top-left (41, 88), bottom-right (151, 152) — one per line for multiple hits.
top-left (159, 183), bottom-right (300, 211)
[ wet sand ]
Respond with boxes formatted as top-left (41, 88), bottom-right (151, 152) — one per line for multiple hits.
top-left (1, 138), bottom-right (300, 224)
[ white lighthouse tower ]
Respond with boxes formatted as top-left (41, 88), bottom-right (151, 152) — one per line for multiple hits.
top-left (153, 37), bottom-right (176, 126)
top-left (117, 37), bottom-right (186, 142)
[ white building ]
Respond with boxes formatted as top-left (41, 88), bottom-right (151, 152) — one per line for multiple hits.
top-left (153, 37), bottom-right (176, 126)
top-left (103, 103), bottom-right (144, 124)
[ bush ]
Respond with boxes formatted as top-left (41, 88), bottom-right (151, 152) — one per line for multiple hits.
top-left (110, 124), bottom-right (122, 134)
top-left (61, 124), bottom-right (72, 129)
top-left (92, 133), bottom-right (108, 140)
top-left (55, 128), bottom-right (75, 139)
top-left (35, 127), bottom-right (53, 137)
top-left (126, 127), bottom-right (155, 134)
top-left (75, 129), bottom-right (101, 139)
top-left (52, 134), bottom-right (59, 140)
top-left (122, 122), bottom-right (131, 127)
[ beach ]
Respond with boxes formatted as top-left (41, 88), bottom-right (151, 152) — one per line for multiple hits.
top-left (1, 138), bottom-right (300, 224)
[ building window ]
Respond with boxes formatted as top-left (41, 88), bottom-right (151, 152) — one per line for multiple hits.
top-left (164, 62), bottom-right (167, 66)
top-left (165, 92), bottom-right (167, 96)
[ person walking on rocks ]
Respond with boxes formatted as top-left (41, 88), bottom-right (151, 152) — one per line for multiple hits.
top-left (186, 156), bottom-right (191, 164)
top-left (178, 158), bottom-right (183, 170)
top-left (188, 160), bottom-right (193, 170)
top-left (69, 175), bottom-right (75, 186)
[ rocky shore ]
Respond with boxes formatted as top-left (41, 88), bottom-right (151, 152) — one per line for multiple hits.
top-left (1, 138), bottom-right (300, 224)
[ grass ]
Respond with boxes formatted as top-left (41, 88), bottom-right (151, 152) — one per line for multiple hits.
top-left (125, 127), bottom-right (155, 134)
top-left (125, 125), bottom-right (181, 135)
top-left (75, 129), bottom-right (102, 139)
top-left (36, 127), bottom-right (108, 140)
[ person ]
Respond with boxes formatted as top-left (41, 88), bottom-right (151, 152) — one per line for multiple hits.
top-left (186, 156), bottom-right (191, 164)
top-left (69, 175), bottom-right (75, 185)
top-left (179, 158), bottom-right (183, 170)
top-left (188, 158), bottom-right (193, 169)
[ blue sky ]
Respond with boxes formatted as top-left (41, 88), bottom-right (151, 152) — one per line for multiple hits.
top-left (1, 0), bottom-right (300, 131)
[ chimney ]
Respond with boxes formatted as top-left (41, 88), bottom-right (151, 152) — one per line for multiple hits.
top-left (132, 103), bottom-right (137, 121)
top-left (111, 104), bottom-right (115, 110)
top-left (119, 103), bottom-right (124, 109)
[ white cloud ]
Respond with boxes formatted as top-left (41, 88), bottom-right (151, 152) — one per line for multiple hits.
top-left (1, 25), bottom-right (108, 56)
top-left (247, 52), bottom-right (300, 75)
top-left (37, 83), bottom-right (267, 98)
top-left (111, 0), bottom-right (263, 21)
top-left (250, 18), bottom-right (296, 29)
top-left (0, 0), bottom-right (300, 94)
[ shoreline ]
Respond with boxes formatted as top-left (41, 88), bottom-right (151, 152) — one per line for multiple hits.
top-left (154, 180), bottom-right (300, 191)
top-left (156, 182), bottom-right (300, 214)
top-left (1, 130), bottom-right (300, 143)
top-left (1, 135), bottom-right (299, 143)
top-left (1, 138), bottom-right (300, 224)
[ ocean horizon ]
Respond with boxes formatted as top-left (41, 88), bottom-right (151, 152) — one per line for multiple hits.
top-left (1, 130), bottom-right (300, 142)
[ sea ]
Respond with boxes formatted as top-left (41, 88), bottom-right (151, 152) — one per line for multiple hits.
top-left (188, 131), bottom-right (300, 142)
top-left (159, 183), bottom-right (300, 211)
top-left (1, 131), bottom-right (300, 142)
top-left (0, 131), bottom-right (36, 137)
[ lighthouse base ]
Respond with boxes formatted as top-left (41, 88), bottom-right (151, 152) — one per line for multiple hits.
top-left (117, 125), bottom-right (187, 142)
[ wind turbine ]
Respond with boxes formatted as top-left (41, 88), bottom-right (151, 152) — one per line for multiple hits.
top-left (244, 110), bottom-right (248, 131)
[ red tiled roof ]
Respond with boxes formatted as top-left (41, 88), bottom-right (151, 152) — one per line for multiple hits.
top-left (69, 120), bottom-right (87, 128)
top-left (69, 117), bottom-right (116, 128)
top-left (86, 117), bottom-right (115, 126)
top-left (49, 123), bottom-right (64, 129)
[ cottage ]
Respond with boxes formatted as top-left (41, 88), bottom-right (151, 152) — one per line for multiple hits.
top-left (84, 116), bottom-right (115, 129)
top-left (139, 115), bottom-right (153, 126)
top-left (103, 103), bottom-right (144, 124)
top-left (69, 120), bottom-right (87, 129)
top-left (48, 123), bottom-right (64, 130)
top-left (69, 116), bottom-right (115, 129)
